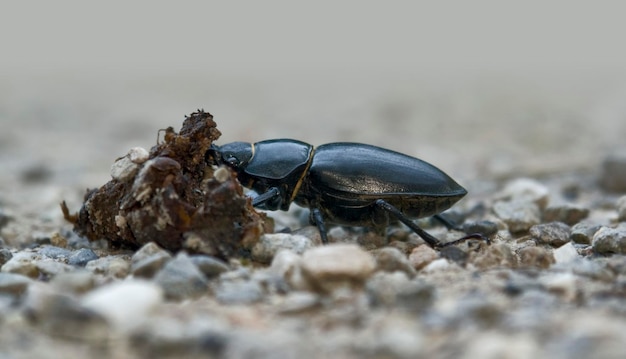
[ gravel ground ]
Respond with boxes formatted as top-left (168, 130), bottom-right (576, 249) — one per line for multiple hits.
top-left (2, 72), bottom-right (626, 359)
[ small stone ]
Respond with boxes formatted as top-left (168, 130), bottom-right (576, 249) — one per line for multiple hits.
top-left (131, 243), bottom-right (172, 278)
top-left (371, 247), bottom-right (416, 278)
top-left (300, 244), bottom-right (376, 293)
top-left (518, 246), bottom-right (555, 269)
top-left (215, 281), bottom-right (264, 304)
top-left (50, 271), bottom-right (96, 294)
top-left (39, 245), bottom-right (72, 260)
top-left (498, 178), bottom-right (550, 209)
top-left (131, 242), bottom-right (170, 263)
top-left (68, 248), bottom-right (99, 267)
top-left (553, 242), bottom-right (579, 264)
top-left (277, 291), bottom-right (320, 314)
top-left (422, 258), bottom-right (452, 272)
top-left (132, 253), bottom-right (172, 278)
top-left (85, 255), bottom-right (131, 278)
top-left (189, 255), bottom-right (229, 278)
top-left (493, 200), bottom-right (541, 233)
top-left (24, 283), bottom-right (109, 341)
top-left (0, 248), bottom-right (13, 267)
top-left (461, 220), bottom-right (499, 237)
top-left (617, 195), bottom-right (626, 222)
top-left (0, 272), bottom-right (32, 295)
top-left (470, 243), bottom-right (518, 270)
top-left (408, 245), bottom-right (439, 270)
top-left (592, 225), bottom-right (626, 255)
top-left (35, 259), bottom-right (74, 278)
top-left (529, 222), bottom-right (571, 247)
top-left (82, 279), bottom-right (163, 334)
top-left (110, 155), bottom-right (140, 181)
top-left (1, 252), bottom-right (39, 278)
top-left (153, 252), bottom-right (208, 300)
top-left (539, 272), bottom-right (577, 301)
top-left (270, 249), bottom-right (308, 291)
top-left (600, 151), bottom-right (626, 192)
top-left (128, 147), bottom-right (149, 164)
top-left (543, 205), bottom-right (589, 225)
top-left (570, 258), bottom-right (615, 282)
top-left (439, 246), bottom-right (469, 266)
top-left (251, 233), bottom-right (315, 264)
top-left (50, 232), bottom-right (68, 248)
top-left (570, 222), bottom-right (602, 245)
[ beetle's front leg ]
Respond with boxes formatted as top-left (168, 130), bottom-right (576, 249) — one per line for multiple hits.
top-left (252, 187), bottom-right (283, 210)
top-left (310, 208), bottom-right (329, 244)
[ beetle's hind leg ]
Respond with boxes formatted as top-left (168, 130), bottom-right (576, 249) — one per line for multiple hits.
top-left (374, 199), bottom-right (489, 249)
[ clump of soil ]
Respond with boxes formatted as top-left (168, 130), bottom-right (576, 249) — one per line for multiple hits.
top-left (61, 110), bottom-right (266, 259)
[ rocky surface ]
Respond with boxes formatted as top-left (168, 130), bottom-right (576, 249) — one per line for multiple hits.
top-left (2, 79), bottom-right (626, 359)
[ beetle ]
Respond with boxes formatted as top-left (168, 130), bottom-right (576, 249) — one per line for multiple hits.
top-left (209, 139), bottom-right (486, 249)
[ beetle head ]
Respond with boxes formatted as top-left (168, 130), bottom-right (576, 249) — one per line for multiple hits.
top-left (210, 142), bottom-right (254, 171)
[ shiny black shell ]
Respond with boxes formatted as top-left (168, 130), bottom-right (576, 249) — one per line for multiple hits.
top-left (294, 142), bottom-right (466, 226)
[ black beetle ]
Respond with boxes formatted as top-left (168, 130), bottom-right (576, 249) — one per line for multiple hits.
top-left (209, 139), bottom-right (485, 249)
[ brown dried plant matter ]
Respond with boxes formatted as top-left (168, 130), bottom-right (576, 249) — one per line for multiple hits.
top-left (61, 110), bottom-right (267, 259)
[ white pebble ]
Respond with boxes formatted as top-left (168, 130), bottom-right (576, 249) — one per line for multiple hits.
top-left (81, 279), bottom-right (164, 334)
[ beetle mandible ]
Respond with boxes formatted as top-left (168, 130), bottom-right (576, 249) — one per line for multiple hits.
top-left (209, 139), bottom-right (485, 249)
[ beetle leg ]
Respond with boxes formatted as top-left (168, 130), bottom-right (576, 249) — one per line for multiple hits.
top-left (374, 199), bottom-right (443, 248)
top-left (310, 208), bottom-right (329, 244)
top-left (252, 187), bottom-right (282, 210)
top-left (375, 199), bottom-right (490, 249)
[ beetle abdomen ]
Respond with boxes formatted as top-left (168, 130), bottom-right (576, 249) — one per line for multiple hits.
top-left (308, 143), bottom-right (466, 197)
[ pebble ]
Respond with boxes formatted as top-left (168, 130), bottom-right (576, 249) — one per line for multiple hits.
top-left (592, 225), bottom-right (626, 255)
top-left (35, 259), bottom-right (74, 278)
top-left (0, 248), bottom-right (12, 267)
top-left (85, 255), bottom-right (131, 278)
top-left (408, 244), bottom-right (439, 270)
top-left (529, 222), bottom-right (571, 247)
top-left (0, 272), bottom-right (32, 295)
top-left (570, 222), bottom-right (602, 245)
top-left (470, 243), bottom-right (518, 269)
top-left (493, 200), bottom-right (541, 233)
top-left (552, 242), bottom-right (579, 264)
top-left (131, 243), bottom-right (172, 278)
top-left (439, 246), bottom-right (469, 267)
top-left (270, 249), bottom-right (308, 291)
top-left (539, 272), bottom-right (578, 301)
top-left (24, 283), bottom-right (110, 342)
top-left (371, 247), bottom-right (416, 278)
top-left (422, 258), bottom-right (453, 272)
top-left (518, 246), bottom-right (555, 269)
top-left (215, 281), bottom-right (264, 305)
top-left (82, 279), bottom-right (163, 334)
top-left (50, 270), bottom-right (96, 294)
top-left (276, 291), bottom-right (321, 314)
top-left (68, 248), bottom-right (99, 267)
top-left (1, 252), bottom-right (39, 278)
top-left (599, 151), bottom-right (626, 192)
top-left (497, 178), bottom-right (550, 209)
top-left (38, 245), bottom-right (72, 260)
top-left (617, 195), bottom-right (626, 222)
top-left (461, 220), bottom-right (499, 237)
top-left (153, 252), bottom-right (209, 300)
top-left (0, 208), bottom-right (12, 231)
top-left (543, 204), bottom-right (589, 225)
top-left (300, 244), bottom-right (376, 293)
top-left (189, 255), bottom-right (230, 278)
top-left (251, 233), bottom-right (315, 264)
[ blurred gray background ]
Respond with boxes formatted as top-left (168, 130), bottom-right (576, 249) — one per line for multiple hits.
top-left (2, 0), bottom-right (626, 193)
